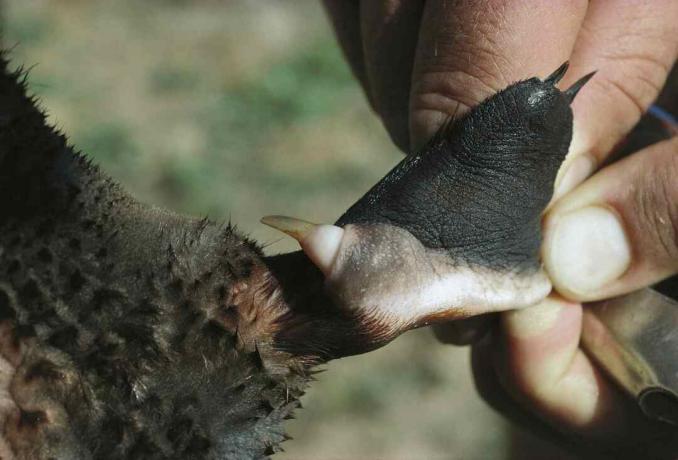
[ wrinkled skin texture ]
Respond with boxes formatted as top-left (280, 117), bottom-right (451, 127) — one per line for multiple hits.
top-left (0, 54), bottom-right (577, 459)
top-left (338, 77), bottom-right (572, 267)
top-left (325, 73), bottom-right (575, 335)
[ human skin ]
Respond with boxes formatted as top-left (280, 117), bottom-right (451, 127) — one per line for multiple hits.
top-left (324, 0), bottom-right (678, 457)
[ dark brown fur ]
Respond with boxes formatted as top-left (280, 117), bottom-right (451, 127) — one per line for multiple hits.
top-left (0, 55), bottom-right (349, 459)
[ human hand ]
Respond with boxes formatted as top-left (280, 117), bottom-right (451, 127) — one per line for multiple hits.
top-left (324, 0), bottom-right (678, 456)
top-left (480, 82), bottom-right (678, 458)
top-left (323, 0), bottom-right (676, 157)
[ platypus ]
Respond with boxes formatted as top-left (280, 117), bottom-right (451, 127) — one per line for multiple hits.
top-left (0, 53), bottom-right (591, 459)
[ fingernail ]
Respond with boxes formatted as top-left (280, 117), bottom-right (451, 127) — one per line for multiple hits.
top-left (546, 206), bottom-right (631, 296)
top-left (552, 154), bottom-right (595, 201)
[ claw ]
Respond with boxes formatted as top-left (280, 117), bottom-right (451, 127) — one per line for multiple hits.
top-left (544, 61), bottom-right (570, 86)
top-left (261, 215), bottom-right (344, 276)
top-left (564, 71), bottom-right (596, 102)
top-left (261, 215), bottom-right (318, 242)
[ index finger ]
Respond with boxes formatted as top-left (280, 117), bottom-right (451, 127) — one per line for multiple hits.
top-left (409, 0), bottom-right (587, 150)
top-left (552, 0), bottom-right (678, 199)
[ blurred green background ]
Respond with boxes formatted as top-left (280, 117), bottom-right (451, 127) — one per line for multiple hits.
top-left (2, 1), bottom-right (573, 458)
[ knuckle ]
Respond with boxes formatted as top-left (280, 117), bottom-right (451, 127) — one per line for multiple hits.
top-left (409, 66), bottom-right (499, 147)
top-left (591, 77), bottom-right (646, 122)
top-left (410, 22), bottom-right (512, 123)
top-left (631, 141), bottom-right (678, 263)
top-left (592, 54), bottom-right (667, 119)
top-left (409, 69), bottom-right (493, 118)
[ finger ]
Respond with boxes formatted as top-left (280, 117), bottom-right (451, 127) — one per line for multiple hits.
top-left (360, 0), bottom-right (424, 152)
top-left (495, 296), bottom-right (629, 434)
top-left (322, 1), bottom-right (374, 107)
top-left (409, 0), bottom-right (588, 150)
top-left (473, 303), bottom-right (678, 457)
top-left (552, 0), bottom-right (678, 199)
top-left (544, 136), bottom-right (678, 301)
top-left (471, 337), bottom-right (599, 458)
top-left (431, 315), bottom-right (494, 346)
top-left (492, 296), bottom-right (677, 457)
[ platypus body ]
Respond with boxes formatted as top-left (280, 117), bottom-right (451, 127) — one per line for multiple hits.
top-left (0, 58), bottom-right (308, 459)
top-left (0, 53), bottom-right (588, 459)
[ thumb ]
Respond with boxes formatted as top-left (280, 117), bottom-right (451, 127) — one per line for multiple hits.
top-left (543, 136), bottom-right (678, 301)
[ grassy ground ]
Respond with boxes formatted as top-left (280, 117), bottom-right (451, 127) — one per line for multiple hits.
top-left (2, 1), bottom-right (572, 458)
